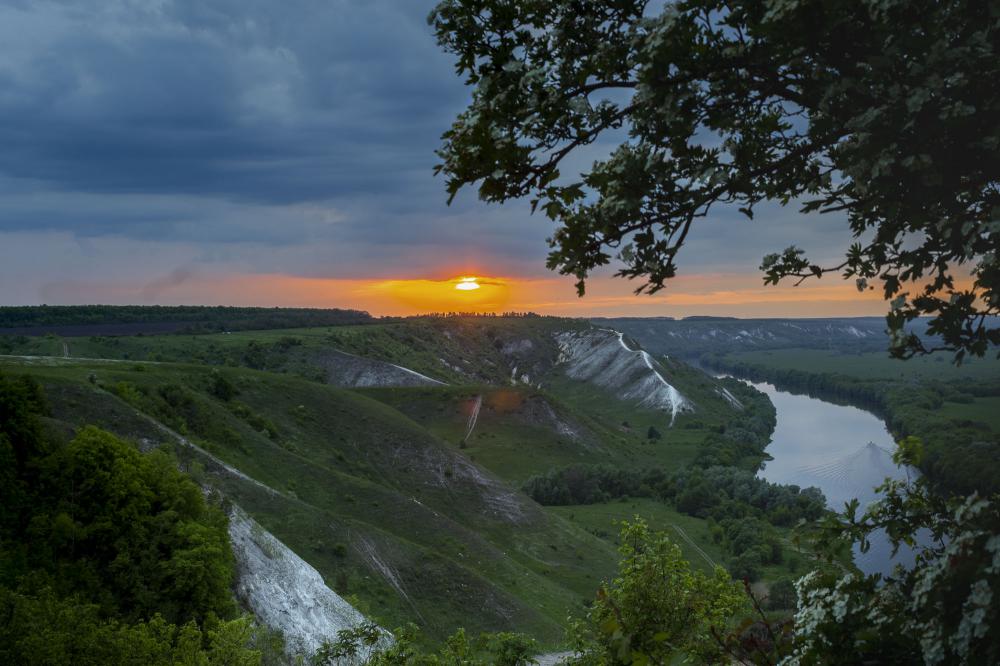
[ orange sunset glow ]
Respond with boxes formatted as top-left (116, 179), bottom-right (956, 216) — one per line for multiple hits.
top-left (361, 275), bottom-right (512, 312)
top-left (60, 269), bottom-right (970, 319)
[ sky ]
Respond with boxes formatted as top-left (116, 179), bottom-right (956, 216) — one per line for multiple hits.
top-left (0, 0), bottom-right (888, 318)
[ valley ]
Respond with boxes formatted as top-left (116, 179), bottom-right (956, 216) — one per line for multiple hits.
top-left (0, 309), bottom-right (856, 660)
top-left (699, 350), bottom-right (1000, 497)
top-left (607, 317), bottom-right (1000, 497)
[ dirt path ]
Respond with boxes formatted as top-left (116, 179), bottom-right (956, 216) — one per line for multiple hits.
top-left (671, 524), bottom-right (716, 568)
top-left (0, 354), bottom-right (160, 365)
top-left (123, 401), bottom-right (282, 498)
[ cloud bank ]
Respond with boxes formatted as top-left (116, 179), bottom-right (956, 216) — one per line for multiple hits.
top-left (0, 0), bottom-right (867, 315)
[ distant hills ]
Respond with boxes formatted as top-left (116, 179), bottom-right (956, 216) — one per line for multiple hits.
top-left (596, 316), bottom-right (932, 358)
top-left (0, 305), bottom-right (373, 335)
top-left (0, 306), bottom-right (945, 361)
top-left (0, 307), bottom-right (918, 352)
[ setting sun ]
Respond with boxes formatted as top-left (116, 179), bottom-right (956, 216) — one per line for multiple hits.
top-left (355, 275), bottom-right (512, 313)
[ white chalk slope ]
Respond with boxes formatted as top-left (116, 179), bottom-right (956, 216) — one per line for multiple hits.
top-left (228, 506), bottom-right (390, 659)
top-left (319, 349), bottom-right (445, 388)
top-left (555, 328), bottom-right (694, 424)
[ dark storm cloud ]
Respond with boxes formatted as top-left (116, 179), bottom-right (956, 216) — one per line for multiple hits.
top-left (0, 0), bottom-right (856, 297)
top-left (0, 0), bottom-right (463, 207)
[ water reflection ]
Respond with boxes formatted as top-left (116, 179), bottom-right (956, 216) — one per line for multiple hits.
top-left (747, 381), bottom-right (917, 576)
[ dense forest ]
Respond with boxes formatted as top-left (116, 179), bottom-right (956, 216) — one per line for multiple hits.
top-left (524, 463), bottom-right (826, 583)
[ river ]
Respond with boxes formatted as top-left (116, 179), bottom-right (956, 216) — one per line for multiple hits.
top-left (742, 380), bottom-right (918, 576)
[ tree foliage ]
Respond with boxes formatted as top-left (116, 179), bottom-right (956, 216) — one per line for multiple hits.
top-left (17, 427), bottom-right (236, 624)
top-left (430, 0), bottom-right (1000, 359)
top-left (0, 371), bottom-right (259, 665)
top-left (314, 622), bottom-right (536, 666)
top-left (0, 590), bottom-right (262, 666)
top-left (790, 451), bottom-right (1000, 664)
top-left (567, 519), bottom-right (745, 664)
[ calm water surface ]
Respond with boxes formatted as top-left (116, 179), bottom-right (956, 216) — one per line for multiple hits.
top-left (746, 381), bottom-right (918, 576)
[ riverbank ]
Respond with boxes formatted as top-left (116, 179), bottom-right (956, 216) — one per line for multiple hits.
top-left (699, 351), bottom-right (1000, 497)
top-left (743, 379), bottom-right (915, 576)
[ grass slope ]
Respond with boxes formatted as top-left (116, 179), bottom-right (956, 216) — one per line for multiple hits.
top-left (0, 317), bottom-right (584, 387)
top-left (0, 316), bottom-right (823, 646)
top-left (548, 499), bottom-right (817, 583)
top-left (0, 356), bottom-right (617, 646)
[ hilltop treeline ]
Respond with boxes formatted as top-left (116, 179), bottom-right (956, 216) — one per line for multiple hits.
top-left (423, 311), bottom-right (542, 318)
top-left (0, 305), bottom-right (373, 335)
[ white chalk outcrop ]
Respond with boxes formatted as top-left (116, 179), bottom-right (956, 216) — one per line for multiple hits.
top-left (228, 506), bottom-right (390, 660)
top-left (318, 349), bottom-right (445, 388)
top-left (555, 328), bottom-right (693, 424)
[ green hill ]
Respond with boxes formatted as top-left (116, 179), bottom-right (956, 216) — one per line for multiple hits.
top-left (0, 314), bottom-right (827, 650)
top-left (2, 356), bottom-right (624, 645)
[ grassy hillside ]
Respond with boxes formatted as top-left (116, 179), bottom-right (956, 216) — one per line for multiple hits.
top-left (358, 385), bottom-right (622, 483)
top-left (0, 356), bottom-right (620, 646)
top-left (0, 315), bottom-right (836, 647)
top-left (359, 376), bottom-right (752, 487)
top-left (0, 316), bottom-right (583, 387)
top-left (546, 499), bottom-right (815, 583)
